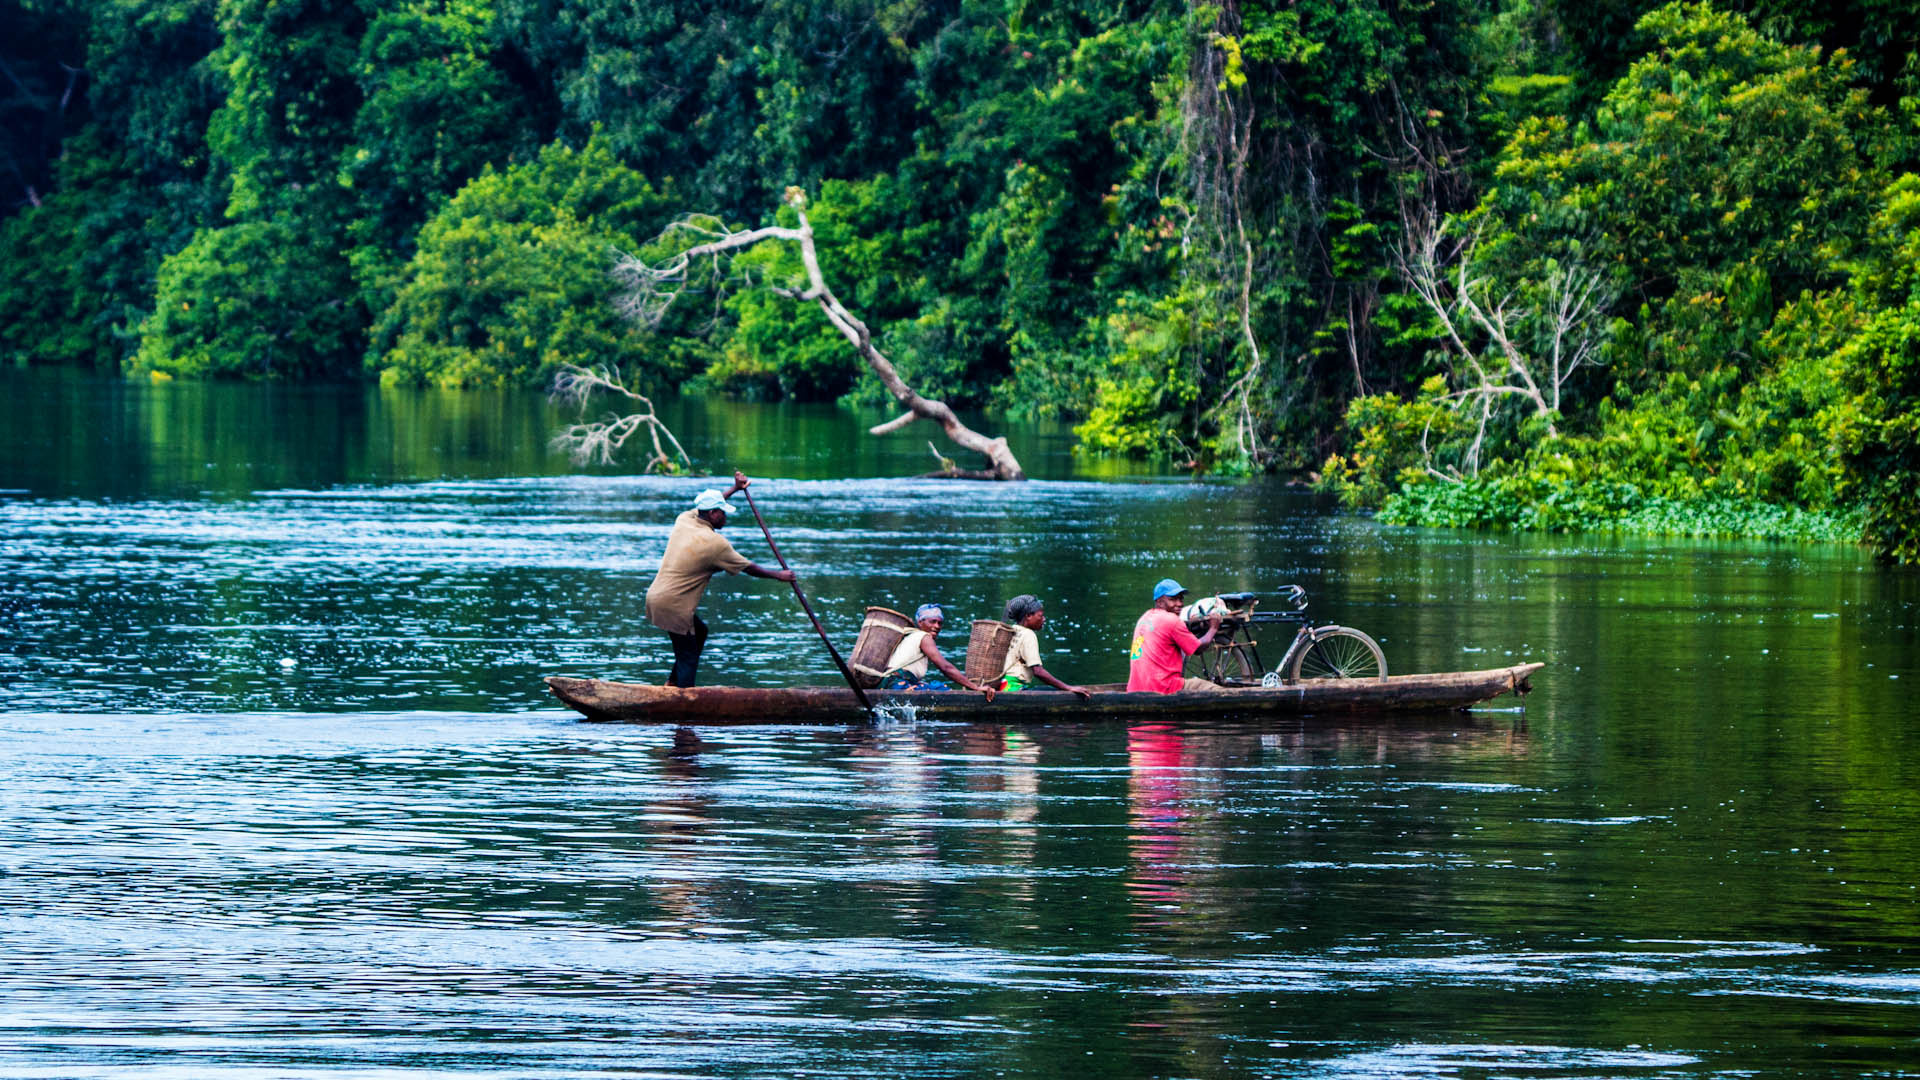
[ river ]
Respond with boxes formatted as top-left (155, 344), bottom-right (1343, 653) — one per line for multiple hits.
top-left (2, 367), bottom-right (1916, 1077)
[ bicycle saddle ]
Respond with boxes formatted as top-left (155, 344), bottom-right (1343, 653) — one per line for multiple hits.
top-left (1215, 591), bottom-right (1257, 606)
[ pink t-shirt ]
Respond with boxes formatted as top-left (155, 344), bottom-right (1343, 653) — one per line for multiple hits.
top-left (1127, 608), bottom-right (1201, 693)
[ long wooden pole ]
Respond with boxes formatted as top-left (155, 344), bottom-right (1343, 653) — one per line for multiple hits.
top-left (738, 485), bottom-right (874, 715)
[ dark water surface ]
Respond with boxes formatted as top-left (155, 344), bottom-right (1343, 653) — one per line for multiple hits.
top-left (2, 369), bottom-right (1917, 1077)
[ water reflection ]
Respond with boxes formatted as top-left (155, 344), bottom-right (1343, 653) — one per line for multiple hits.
top-left (1, 707), bottom-right (1917, 1076)
top-left (637, 727), bottom-right (720, 930)
top-left (1126, 724), bottom-right (1195, 926)
top-left (0, 366), bottom-right (1166, 500)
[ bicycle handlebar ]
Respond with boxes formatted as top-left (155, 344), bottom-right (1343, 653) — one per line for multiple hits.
top-left (1188, 585), bottom-right (1310, 628)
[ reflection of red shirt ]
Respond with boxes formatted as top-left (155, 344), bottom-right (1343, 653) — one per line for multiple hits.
top-left (1127, 609), bottom-right (1201, 693)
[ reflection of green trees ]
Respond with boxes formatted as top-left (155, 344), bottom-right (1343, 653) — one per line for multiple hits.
top-left (1369, 533), bottom-right (1920, 947)
top-left (3, 367), bottom-right (1181, 496)
top-left (355, 384), bottom-right (566, 480)
top-left (805, 706), bottom-right (1920, 987)
top-left (849, 530), bottom-right (1920, 958)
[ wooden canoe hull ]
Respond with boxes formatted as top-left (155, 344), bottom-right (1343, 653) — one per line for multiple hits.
top-left (543, 663), bottom-right (1543, 725)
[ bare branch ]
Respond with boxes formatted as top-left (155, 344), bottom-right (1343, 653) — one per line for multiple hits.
top-left (609, 218), bottom-right (805, 328)
top-left (1392, 206), bottom-right (1618, 455)
top-left (547, 363), bottom-right (690, 472)
top-left (1181, 5), bottom-right (1274, 469)
top-left (1346, 291), bottom-right (1372, 395)
top-left (869, 412), bottom-right (917, 436)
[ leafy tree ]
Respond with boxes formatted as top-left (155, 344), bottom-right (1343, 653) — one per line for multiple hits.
top-left (1073, 286), bottom-right (1211, 460)
top-left (344, 0), bottom-right (537, 314)
top-left (137, 0), bottom-right (368, 377)
top-left (1335, 3), bottom-right (1897, 545)
top-left (705, 175), bottom-right (956, 401)
top-left (1545, 0), bottom-right (1920, 106)
top-left (0, 162), bottom-right (104, 365)
top-left (369, 136), bottom-right (675, 389)
top-left (1793, 175), bottom-right (1920, 561)
top-left (1538, 3), bottom-right (1886, 315)
top-left (1070, 0), bottom-right (1490, 470)
top-left (0, 0), bottom-right (219, 368)
top-left (132, 218), bottom-right (362, 377)
top-left (495, 0), bottom-right (929, 218)
top-left (205, 0), bottom-right (364, 222)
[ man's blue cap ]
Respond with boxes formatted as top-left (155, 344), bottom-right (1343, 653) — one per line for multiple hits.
top-left (1151, 578), bottom-right (1186, 601)
top-left (915, 603), bottom-right (945, 622)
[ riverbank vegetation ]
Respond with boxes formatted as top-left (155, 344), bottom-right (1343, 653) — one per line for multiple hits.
top-left (3, 0), bottom-right (1918, 558)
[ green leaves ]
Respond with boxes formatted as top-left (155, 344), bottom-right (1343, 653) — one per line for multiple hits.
top-left (1378, 468), bottom-right (1862, 542)
top-left (1329, 2), bottom-right (1919, 555)
top-left (134, 218), bottom-right (362, 378)
top-left (1318, 377), bottom-right (1462, 508)
top-left (1813, 174), bottom-right (1920, 561)
top-left (1495, 2), bottom-right (1888, 309)
top-left (368, 136), bottom-right (673, 390)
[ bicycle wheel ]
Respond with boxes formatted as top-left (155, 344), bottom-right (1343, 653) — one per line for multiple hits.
top-left (1185, 643), bottom-right (1257, 684)
top-left (1212, 645), bottom-right (1259, 685)
top-left (1286, 627), bottom-right (1387, 682)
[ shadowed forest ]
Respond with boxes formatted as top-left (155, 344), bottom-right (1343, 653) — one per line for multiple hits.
top-left (4, 0), bottom-right (1919, 559)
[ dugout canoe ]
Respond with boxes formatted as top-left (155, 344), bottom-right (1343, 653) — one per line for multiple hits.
top-left (543, 662), bottom-right (1543, 725)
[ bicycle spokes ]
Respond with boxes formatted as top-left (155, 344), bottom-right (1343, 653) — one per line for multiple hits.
top-left (1292, 628), bottom-right (1387, 680)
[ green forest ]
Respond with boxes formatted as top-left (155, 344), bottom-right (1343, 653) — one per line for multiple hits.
top-left (4, 0), bottom-right (1919, 560)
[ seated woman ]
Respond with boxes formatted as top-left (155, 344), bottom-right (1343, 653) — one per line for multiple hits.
top-left (880, 604), bottom-right (996, 697)
top-left (997, 595), bottom-right (1092, 699)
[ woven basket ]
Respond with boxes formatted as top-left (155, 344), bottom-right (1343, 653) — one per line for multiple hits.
top-left (848, 607), bottom-right (915, 688)
top-left (964, 619), bottom-right (1018, 684)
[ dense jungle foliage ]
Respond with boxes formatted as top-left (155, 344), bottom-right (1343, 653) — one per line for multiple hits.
top-left (3, 0), bottom-right (1918, 559)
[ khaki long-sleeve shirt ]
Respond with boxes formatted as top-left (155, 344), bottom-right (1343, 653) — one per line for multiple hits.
top-left (644, 510), bottom-right (752, 635)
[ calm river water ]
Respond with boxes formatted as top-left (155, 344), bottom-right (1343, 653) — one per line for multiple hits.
top-left (2, 368), bottom-right (1917, 1077)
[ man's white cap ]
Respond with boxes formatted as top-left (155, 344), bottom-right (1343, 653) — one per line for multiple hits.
top-left (692, 489), bottom-right (732, 513)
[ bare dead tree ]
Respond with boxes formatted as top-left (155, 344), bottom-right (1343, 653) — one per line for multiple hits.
top-left (1184, 9), bottom-right (1270, 468)
top-left (611, 187), bottom-right (1026, 481)
top-left (548, 363), bottom-right (692, 472)
top-left (1364, 72), bottom-right (1477, 397)
top-left (1392, 205), bottom-right (1617, 474)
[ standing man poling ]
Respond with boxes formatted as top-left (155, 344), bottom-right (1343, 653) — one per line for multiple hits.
top-left (644, 472), bottom-right (796, 687)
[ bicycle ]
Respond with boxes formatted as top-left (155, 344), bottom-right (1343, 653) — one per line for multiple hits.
top-left (1183, 586), bottom-right (1388, 686)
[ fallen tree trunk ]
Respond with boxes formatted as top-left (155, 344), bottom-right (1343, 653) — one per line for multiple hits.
top-left (612, 189), bottom-right (1026, 481)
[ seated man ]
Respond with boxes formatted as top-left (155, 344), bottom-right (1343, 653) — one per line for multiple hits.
top-left (1126, 578), bottom-right (1223, 693)
top-left (996, 595), bottom-right (1091, 699)
top-left (879, 604), bottom-right (996, 697)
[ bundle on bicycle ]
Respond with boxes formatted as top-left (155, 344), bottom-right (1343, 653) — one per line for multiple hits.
top-left (1180, 586), bottom-right (1388, 687)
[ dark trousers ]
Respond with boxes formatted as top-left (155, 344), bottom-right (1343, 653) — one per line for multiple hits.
top-left (666, 616), bottom-right (709, 688)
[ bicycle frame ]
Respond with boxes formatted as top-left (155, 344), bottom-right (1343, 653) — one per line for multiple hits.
top-left (1195, 611), bottom-right (1312, 684)
top-left (1187, 589), bottom-right (1386, 685)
